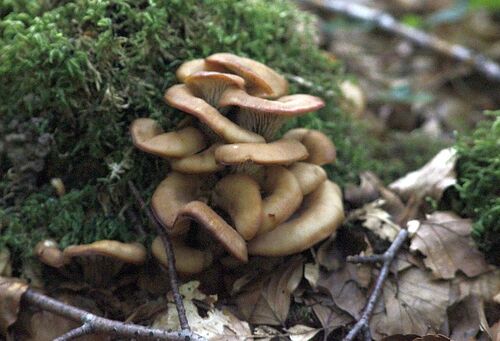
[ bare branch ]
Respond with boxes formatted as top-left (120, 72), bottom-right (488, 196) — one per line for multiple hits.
top-left (343, 229), bottom-right (409, 341)
top-left (298, 0), bottom-right (500, 82)
top-left (22, 289), bottom-right (206, 341)
top-left (128, 181), bottom-right (190, 331)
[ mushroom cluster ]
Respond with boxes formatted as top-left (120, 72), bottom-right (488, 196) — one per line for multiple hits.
top-left (131, 53), bottom-right (345, 275)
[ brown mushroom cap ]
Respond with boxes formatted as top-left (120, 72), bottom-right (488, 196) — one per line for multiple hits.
top-left (185, 71), bottom-right (245, 107)
top-left (205, 53), bottom-right (289, 98)
top-left (214, 138), bottom-right (309, 166)
top-left (283, 128), bottom-right (336, 165)
top-left (130, 118), bottom-right (207, 158)
top-left (35, 240), bottom-right (65, 268)
top-left (248, 180), bottom-right (344, 256)
top-left (258, 166), bottom-right (303, 235)
top-left (170, 143), bottom-right (224, 174)
top-left (219, 89), bottom-right (325, 140)
top-left (151, 237), bottom-right (213, 275)
top-left (151, 172), bottom-right (203, 235)
top-left (288, 162), bottom-right (327, 195)
top-left (212, 174), bottom-right (262, 240)
top-left (177, 201), bottom-right (248, 262)
top-left (164, 84), bottom-right (265, 143)
top-left (176, 59), bottom-right (226, 82)
top-left (63, 240), bottom-right (147, 265)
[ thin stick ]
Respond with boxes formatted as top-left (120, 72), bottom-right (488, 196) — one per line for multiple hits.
top-left (299, 0), bottom-right (500, 81)
top-left (343, 229), bottom-right (409, 341)
top-left (128, 181), bottom-right (190, 331)
top-left (22, 289), bottom-right (206, 341)
top-left (346, 254), bottom-right (386, 263)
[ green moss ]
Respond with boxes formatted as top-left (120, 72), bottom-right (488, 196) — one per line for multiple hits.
top-left (0, 0), bottom-right (378, 266)
top-left (454, 111), bottom-right (500, 264)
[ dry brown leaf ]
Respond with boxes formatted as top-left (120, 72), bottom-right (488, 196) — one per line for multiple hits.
top-left (308, 299), bottom-right (353, 338)
top-left (235, 256), bottom-right (303, 326)
top-left (382, 335), bottom-right (451, 341)
top-left (448, 295), bottom-right (483, 341)
top-left (389, 147), bottom-right (457, 201)
top-left (153, 281), bottom-right (252, 340)
top-left (370, 267), bottom-right (451, 339)
top-left (304, 263), bottom-right (320, 289)
top-left (0, 276), bottom-right (28, 335)
top-left (286, 324), bottom-right (321, 341)
top-left (450, 270), bottom-right (500, 303)
top-left (317, 263), bottom-right (369, 319)
top-left (360, 200), bottom-right (401, 242)
top-left (410, 211), bottom-right (490, 279)
top-left (491, 320), bottom-right (500, 341)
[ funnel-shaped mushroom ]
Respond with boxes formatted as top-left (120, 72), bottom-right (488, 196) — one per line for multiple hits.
top-left (214, 138), bottom-right (308, 166)
top-left (205, 53), bottom-right (288, 98)
top-left (151, 172), bottom-right (203, 235)
top-left (219, 89), bottom-right (324, 140)
top-left (62, 240), bottom-right (147, 286)
top-left (176, 59), bottom-right (225, 82)
top-left (170, 143), bottom-right (224, 174)
top-left (130, 118), bottom-right (207, 158)
top-left (258, 166), bottom-right (303, 235)
top-left (212, 174), bottom-right (263, 240)
top-left (283, 129), bottom-right (336, 165)
top-left (151, 237), bottom-right (213, 275)
top-left (177, 201), bottom-right (248, 262)
top-left (165, 84), bottom-right (264, 143)
top-left (248, 180), bottom-right (344, 256)
top-left (288, 162), bottom-right (327, 195)
top-left (185, 71), bottom-right (245, 107)
top-left (35, 240), bottom-right (65, 268)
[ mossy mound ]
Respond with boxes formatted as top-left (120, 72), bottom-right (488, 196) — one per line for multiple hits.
top-left (0, 0), bottom-right (378, 269)
top-left (454, 111), bottom-right (500, 264)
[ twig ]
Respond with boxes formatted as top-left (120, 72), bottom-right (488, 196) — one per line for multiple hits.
top-left (343, 229), bottom-right (409, 341)
top-left (22, 289), bottom-right (206, 341)
top-left (128, 181), bottom-right (190, 331)
top-left (298, 0), bottom-right (500, 82)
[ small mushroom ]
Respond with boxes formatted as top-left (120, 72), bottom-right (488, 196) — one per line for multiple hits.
top-left (283, 128), bottom-right (336, 165)
top-left (219, 89), bottom-right (325, 140)
top-left (212, 173), bottom-right (263, 240)
top-left (185, 71), bottom-right (245, 107)
top-left (62, 240), bottom-right (147, 286)
top-left (130, 118), bottom-right (206, 158)
top-left (151, 172), bottom-right (203, 235)
top-left (258, 166), bottom-right (303, 235)
top-left (288, 162), bottom-right (327, 195)
top-left (35, 240), bottom-right (65, 268)
top-left (170, 143), bottom-right (224, 174)
top-left (214, 138), bottom-right (309, 166)
top-left (176, 201), bottom-right (248, 262)
top-left (205, 53), bottom-right (289, 98)
top-left (151, 236), bottom-right (213, 276)
top-left (176, 59), bottom-right (226, 83)
top-left (164, 84), bottom-right (265, 143)
top-left (248, 180), bottom-right (344, 256)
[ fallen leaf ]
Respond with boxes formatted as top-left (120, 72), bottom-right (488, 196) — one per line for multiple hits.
top-left (153, 281), bottom-right (252, 340)
top-left (450, 270), bottom-right (500, 303)
top-left (360, 200), bottom-right (401, 242)
top-left (316, 235), bottom-right (344, 271)
top-left (304, 263), bottom-right (320, 289)
top-left (389, 147), bottom-right (457, 201)
top-left (344, 172), bottom-right (381, 207)
top-left (370, 267), bottom-right (451, 339)
top-left (235, 256), bottom-right (303, 325)
top-left (287, 324), bottom-right (321, 341)
top-left (307, 299), bottom-right (353, 338)
top-left (0, 276), bottom-right (28, 335)
top-left (410, 211), bottom-right (490, 279)
top-left (448, 295), bottom-right (482, 341)
top-left (491, 320), bottom-right (500, 341)
top-left (252, 325), bottom-right (281, 341)
top-left (317, 264), bottom-right (368, 319)
top-left (382, 336), bottom-right (451, 341)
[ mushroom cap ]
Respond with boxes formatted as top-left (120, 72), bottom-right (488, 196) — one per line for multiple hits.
top-left (288, 162), bottom-right (327, 195)
top-left (130, 118), bottom-right (207, 158)
top-left (185, 71), bottom-right (246, 107)
top-left (205, 53), bottom-right (289, 98)
top-left (258, 166), bottom-right (303, 235)
top-left (176, 59), bottom-right (226, 82)
top-left (35, 240), bottom-right (65, 268)
top-left (214, 138), bottom-right (309, 166)
top-left (151, 172), bottom-right (203, 235)
top-left (63, 240), bottom-right (147, 265)
top-left (164, 84), bottom-right (265, 143)
top-left (212, 173), bottom-right (263, 240)
top-left (283, 128), bottom-right (336, 165)
top-left (170, 143), bottom-right (225, 174)
top-left (151, 237), bottom-right (213, 275)
top-left (177, 201), bottom-right (248, 262)
top-left (248, 180), bottom-right (344, 257)
top-left (219, 89), bottom-right (325, 116)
